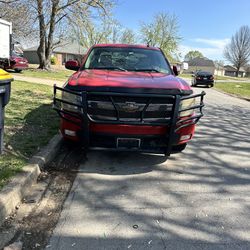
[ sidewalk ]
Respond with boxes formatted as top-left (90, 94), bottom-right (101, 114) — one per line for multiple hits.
top-left (13, 74), bottom-right (65, 87)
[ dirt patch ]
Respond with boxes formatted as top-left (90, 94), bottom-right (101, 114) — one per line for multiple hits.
top-left (1, 143), bottom-right (86, 250)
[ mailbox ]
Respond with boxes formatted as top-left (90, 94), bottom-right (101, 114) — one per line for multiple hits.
top-left (0, 69), bottom-right (13, 154)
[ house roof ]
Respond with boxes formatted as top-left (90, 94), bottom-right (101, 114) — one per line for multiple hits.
top-left (25, 42), bottom-right (86, 55)
top-left (188, 57), bottom-right (215, 67)
top-left (224, 65), bottom-right (246, 72)
top-left (245, 65), bottom-right (250, 72)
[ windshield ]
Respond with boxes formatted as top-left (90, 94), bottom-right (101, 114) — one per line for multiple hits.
top-left (84, 47), bottom-right (171, 74)
top-left (11, 50), bottom-right (23, 57)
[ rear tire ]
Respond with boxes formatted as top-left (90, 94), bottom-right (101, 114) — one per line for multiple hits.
top-left (14, 69), bottom-right (22, 73)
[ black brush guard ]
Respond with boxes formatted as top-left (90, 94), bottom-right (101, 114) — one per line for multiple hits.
top-left (53, 85), bottom-right (205, 155)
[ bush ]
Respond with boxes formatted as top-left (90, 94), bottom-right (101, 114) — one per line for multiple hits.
top-left (51, 56), bottom-right (57, 65)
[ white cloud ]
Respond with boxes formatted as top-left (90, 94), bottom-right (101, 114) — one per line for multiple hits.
top-left (192, 38), bottom-right (230, 49)
top-left (179, 38), bottom-right (230, 61)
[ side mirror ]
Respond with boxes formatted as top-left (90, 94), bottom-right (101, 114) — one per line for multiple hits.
top-left (65, 60), bottom-right (80, 71)
top-left (173, 65), bottom-right (178, 76)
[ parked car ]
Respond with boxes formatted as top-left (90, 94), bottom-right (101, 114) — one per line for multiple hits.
top-left (53, 44), bottom-right (205, 156)
top-left (192, 71), bottom-right (214, 87)
top-left (4, 55), bottom-right (29, 73)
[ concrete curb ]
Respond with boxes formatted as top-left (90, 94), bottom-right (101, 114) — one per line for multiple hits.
top-left (0, 134), bottom-right (63, 226)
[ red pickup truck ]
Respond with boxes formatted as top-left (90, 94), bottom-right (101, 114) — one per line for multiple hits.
top-left (53, 44), bottom-right (205, 156)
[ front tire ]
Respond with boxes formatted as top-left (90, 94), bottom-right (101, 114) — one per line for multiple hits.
top-left (14, 69), bottom-right (22, 73)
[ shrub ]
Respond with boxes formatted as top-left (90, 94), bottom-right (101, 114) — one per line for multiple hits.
top-left (51, 56), bottom-right (57, 65)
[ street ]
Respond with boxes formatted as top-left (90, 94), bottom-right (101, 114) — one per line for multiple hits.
top-left (45, 87), bottom-right (250, 250)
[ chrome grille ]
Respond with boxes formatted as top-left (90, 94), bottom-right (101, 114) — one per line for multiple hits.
top-left (87, 95), bottom-right (174, 124)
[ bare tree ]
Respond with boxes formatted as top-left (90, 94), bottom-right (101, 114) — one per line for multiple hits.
top-left (34, 0), bottom-right (114, 70)
top-left (70, 6), bottom-right (118, 49)
top-left (120, 28), bottom-right (136, 44)
top-left (224, 25), bottom-right (250, 77)
top-left (0, 1), bottom-right (37, 42)
top-left (110, 20), bottom-right (122, 43)
top-left (2, 0), bottom-right (114, 69)
top-left (140, 12), bottom-right (181, 61)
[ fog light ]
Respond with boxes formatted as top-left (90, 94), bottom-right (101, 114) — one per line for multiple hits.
top-left (65, 129), bottom-right (76, 136)
top-left (180, 134), bottom-right (192, 141)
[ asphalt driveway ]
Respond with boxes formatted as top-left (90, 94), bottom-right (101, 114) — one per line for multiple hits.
top-left (48, 87), bottom-right (250, 250)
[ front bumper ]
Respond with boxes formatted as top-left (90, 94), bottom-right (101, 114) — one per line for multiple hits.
top-left (12, 62), bottom-right (28, 70)
top-left (53, 86), bottom-right (205, 155)
top-left (4, 60), bottom-right (28, 70)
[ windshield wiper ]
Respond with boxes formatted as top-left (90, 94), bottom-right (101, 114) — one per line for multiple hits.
top-left (133, 68), bottom-right (161, 73)
top-left (89, 66), bottom-right (127, 71)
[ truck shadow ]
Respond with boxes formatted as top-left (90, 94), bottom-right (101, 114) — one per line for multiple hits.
top-left (80, 150), bottom-right (168, 175)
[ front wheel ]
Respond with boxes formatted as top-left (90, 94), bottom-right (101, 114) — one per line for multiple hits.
top-left (14, 69), bottom-right (22, 73)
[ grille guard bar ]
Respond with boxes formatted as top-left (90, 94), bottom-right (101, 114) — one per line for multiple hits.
top-left (53, 85), bottom-right (205, 155)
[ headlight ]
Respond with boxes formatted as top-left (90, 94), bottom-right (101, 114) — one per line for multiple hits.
top-left (61, 90), bottom-right (81, 112)
top-left (179, 98), bottom-right (195, 117)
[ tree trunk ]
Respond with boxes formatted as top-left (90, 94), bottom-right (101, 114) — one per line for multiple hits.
top-left (44, 0), bottom-right (59, 70)
top-left (37, 41), bottom-right (46, 69)
top-left (236, 66), bottom-right (240, 77)
top-left (37, 0), bottom-right (48, 70)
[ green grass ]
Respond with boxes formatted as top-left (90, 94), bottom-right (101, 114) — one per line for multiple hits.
top-left (179, 73), bottom-right (192, 79)
top-left (214, 75), bottom-right (246, 81)
top-left (214, 82), bottom-right (250, 99)
top-left (20, 68), bottom-right (72, 81)
top-left (0, 81), bottom-right (59, 188)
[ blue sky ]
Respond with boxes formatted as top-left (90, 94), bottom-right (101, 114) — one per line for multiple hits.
top-left (114, 0), bottom-right (250, 61)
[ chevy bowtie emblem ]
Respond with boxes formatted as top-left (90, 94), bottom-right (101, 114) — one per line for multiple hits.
top-left (119, 102), bottom-right (140, 112)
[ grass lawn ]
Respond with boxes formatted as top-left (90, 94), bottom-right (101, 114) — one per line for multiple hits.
top-left (20, 68), bottom-right (72, 81)
top-left (0, 81), bottom-right (59, 188)
top-left (214, 82), bottom-right (250, 99)
top-left (214, 75), bottom-right (247, 81)
top-left (179, 73), bottom-right (192, 79)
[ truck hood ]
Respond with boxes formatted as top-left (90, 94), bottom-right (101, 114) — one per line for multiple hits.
top-left (67, 70), bottom-right (192, 95)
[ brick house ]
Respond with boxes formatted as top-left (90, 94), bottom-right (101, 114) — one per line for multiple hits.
top-left (24, 42), bottom-right (86, 65)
